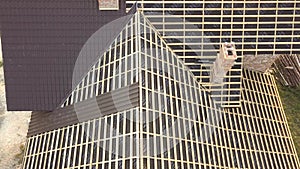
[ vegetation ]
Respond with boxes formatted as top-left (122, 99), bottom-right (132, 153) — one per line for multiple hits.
top-left (15, 144), bottom-right (26, 165)
top-left (277, 82), bottom-right (300, 158)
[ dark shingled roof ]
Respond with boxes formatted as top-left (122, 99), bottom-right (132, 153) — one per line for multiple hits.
top-left (27, 82), bottom-right (139, 137)
top-left (0, 0), bottom-right (126, 111)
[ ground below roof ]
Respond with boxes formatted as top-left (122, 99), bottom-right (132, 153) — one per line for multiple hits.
top-left (277, 82), bottom-right (300, 158)
top-left (0, 60), bottom-right (31, 169)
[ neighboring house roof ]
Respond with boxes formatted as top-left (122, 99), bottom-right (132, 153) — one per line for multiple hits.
top-left (243, 54), bottom-right (300, 87)
top-left (243, 55), bottom-right (278, 73)
top-left (0, 0), bottom-right (126, 111)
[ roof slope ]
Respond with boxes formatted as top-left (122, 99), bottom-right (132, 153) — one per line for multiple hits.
top-left (0, 0), bottom-right (126, 110)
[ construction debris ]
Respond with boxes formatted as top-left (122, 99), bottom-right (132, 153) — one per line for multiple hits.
top-left (273, 54), bottom-right (300, 87)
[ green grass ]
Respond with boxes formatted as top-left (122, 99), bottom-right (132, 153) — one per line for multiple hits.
top-left (277, 83), bottom-right (300, 158)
